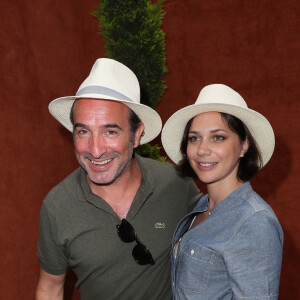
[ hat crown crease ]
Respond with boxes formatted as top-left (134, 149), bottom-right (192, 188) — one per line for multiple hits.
top-left (196, 84), bottom-right (248, 108)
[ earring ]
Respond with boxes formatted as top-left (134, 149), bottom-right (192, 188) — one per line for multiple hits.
top-left (240, 153), bottom-right (244, 158)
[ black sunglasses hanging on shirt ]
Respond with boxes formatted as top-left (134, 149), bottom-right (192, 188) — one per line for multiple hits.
top-left (116, 219), bottom-right (155, 265)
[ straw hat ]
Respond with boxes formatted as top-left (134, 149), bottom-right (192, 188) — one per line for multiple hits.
top-left (49, 58), bottom-right (162, 144)
top-left (161, 84), bottom-right (275, 166)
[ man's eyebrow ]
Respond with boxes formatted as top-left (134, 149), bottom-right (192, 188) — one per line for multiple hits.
top-left (73, 123), bottom-right (122, 130)
top-left (74, 123), bottom-right (87, 129)
top-left (103, 124), bottom-right (122, 130)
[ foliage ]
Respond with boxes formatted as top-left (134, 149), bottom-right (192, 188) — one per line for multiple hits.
top-left (94, 0), bottom-right (167, 108)
top-left (94, 0), bottom-right (168, 161)
top-left (135, 143), bottom-right (167, 162)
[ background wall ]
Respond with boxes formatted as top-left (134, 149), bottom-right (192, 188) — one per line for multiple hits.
top-left (0, 0), bottom-right (299, 299)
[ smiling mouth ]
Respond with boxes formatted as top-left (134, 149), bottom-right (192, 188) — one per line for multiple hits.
top-left (90, 159), bottom-right (112, 165)
top-left (198, 162), bottom-right (217, 167)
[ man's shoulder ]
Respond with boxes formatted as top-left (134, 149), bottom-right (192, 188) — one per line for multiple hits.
top-left (44, 167), bottom-right (82, 204)
top-left (138, 155), bottom-right (199, 191)
top-left (138, 155), bottom-right (201, 209)
top-left (138, 156), bottom-right (183, 179)
top-left (138, 155), bottom-right (174, 170)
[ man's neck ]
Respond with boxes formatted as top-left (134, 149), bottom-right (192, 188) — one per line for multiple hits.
top-left (87, 157), bottom-right (142, 219)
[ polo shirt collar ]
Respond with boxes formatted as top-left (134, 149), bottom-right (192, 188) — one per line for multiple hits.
top-left (78, 154), bottom-right (154, 219)
top-left (127, 154), bottom-right (154, 220)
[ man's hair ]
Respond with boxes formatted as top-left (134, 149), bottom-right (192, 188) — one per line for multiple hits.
top-left (128, 108), bottom-right (144, 138)
top-left (70, 100), bottom-right (144, 140)
top-left (175, 112), bottom-right (262, 182)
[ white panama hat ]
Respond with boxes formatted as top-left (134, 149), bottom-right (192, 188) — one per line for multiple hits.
top-left (49, 58), bottom-right (162, 144)
top-left (161, 84), bottom-right (275, 167)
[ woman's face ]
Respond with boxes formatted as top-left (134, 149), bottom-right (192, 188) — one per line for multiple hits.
top-left (186, 111), bottom-right (248, 186)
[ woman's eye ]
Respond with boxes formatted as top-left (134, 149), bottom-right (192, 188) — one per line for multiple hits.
top-left (188, 136), bottom-right (199, 142)
top-left (213, 135), bottom-right (225, 141)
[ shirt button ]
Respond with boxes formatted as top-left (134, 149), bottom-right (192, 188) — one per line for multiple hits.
top-left (191, 249), bottom-right (194, 255)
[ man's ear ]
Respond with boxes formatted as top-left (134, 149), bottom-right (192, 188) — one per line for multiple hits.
top-left (134, 122), bottom-right (145, 148)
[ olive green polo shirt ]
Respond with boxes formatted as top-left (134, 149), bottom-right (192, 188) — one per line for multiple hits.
top-left (38, 155), bottom-right (201, 300)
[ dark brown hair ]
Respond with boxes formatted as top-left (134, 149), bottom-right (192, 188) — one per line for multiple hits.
top-left (175, 112), bottom-right (262, 182)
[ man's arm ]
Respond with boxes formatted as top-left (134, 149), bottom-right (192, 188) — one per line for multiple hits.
top-left (36, 268), bottom-right (66, 300)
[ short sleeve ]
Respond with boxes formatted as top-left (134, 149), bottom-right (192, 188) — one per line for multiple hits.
top-left (37, 201), bottom-right (68, 275)
top-left (224, 211), bottom-right (283, 300)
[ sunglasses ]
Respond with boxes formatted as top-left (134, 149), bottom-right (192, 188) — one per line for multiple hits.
top-left (116, 219), bottom-right (155, 265)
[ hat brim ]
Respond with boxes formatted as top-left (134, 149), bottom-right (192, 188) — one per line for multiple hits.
top-left (161, 103), bottom-right (275, 167)
top-left (49, 95), bottom-right (162, 145)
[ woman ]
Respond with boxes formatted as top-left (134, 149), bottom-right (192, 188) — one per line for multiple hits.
top-left (161, 84), bottom-right (283, 300)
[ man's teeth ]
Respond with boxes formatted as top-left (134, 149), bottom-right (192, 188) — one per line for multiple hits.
top-left (91, 159), bottom-right (112, 165)
top-left (199, 162), bottom-right (217, 167)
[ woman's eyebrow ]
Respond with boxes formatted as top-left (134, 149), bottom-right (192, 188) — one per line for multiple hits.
top-left (188, 128), bottom-right (228, 134)
top-left (210, 128), bottom-right (228, 133)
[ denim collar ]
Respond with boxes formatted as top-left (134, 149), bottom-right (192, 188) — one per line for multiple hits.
top-left (192, 181), bottom-right (252, 217)
top-left (173, 181), bottom-right (253, 245)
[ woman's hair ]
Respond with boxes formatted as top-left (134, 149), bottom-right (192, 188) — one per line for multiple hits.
top-left (175, 112), bottom-right (262, 182)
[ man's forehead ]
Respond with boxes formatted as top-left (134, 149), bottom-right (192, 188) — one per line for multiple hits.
top-left (74, 98), bottom-right (128, 109)
top-left (73, 98), bottom-right (130, 124)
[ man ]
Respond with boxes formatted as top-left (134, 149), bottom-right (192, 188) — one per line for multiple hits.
top-left (36, 58), bottom-right (201, 299)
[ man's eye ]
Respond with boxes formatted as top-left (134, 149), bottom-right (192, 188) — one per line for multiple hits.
top-left (76, 129), bottom-right (88, 135)
top-left (106, 130), bottom-right (118, 136)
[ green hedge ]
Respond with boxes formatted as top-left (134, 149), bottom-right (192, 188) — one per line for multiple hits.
top-left (94, 0), bottom-right (167, 162)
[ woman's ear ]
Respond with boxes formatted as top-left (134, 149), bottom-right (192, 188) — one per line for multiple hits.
top-left (240, 138), bottom-right (249, 157)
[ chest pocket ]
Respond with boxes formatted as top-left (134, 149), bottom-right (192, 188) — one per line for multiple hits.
top-left (176, 240), bottom-right (215, 294)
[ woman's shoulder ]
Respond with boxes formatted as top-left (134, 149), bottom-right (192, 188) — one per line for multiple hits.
top-left (238, 182), bottom-right (276, 216)
top-left (224, 182), bottom-right (282, 236)
top-left (224, 184), bottom-right (284, 249)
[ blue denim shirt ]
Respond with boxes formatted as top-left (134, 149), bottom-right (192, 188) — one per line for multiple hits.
top-left (171, 182), bottom-right (283, 300)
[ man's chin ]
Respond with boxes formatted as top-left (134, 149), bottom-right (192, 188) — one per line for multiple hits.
top-left (87, 174), bottom-right (116, 186)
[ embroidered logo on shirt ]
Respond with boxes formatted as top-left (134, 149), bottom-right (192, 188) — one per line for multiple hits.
top-left (155, 222), bottom-right (165, 229)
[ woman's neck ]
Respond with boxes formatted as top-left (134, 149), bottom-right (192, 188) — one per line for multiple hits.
top-left (207, 175), bottom-right (244, 210)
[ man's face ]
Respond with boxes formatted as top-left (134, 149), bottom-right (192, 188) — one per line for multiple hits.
top-left (73, 99), bottom-right (143, 185)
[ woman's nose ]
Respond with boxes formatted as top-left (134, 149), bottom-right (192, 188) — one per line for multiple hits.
top-left (196, 140), bottom-right (211, 156)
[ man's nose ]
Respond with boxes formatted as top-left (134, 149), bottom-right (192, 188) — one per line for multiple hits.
top-left (90, 134), bottom-right (106, 158)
